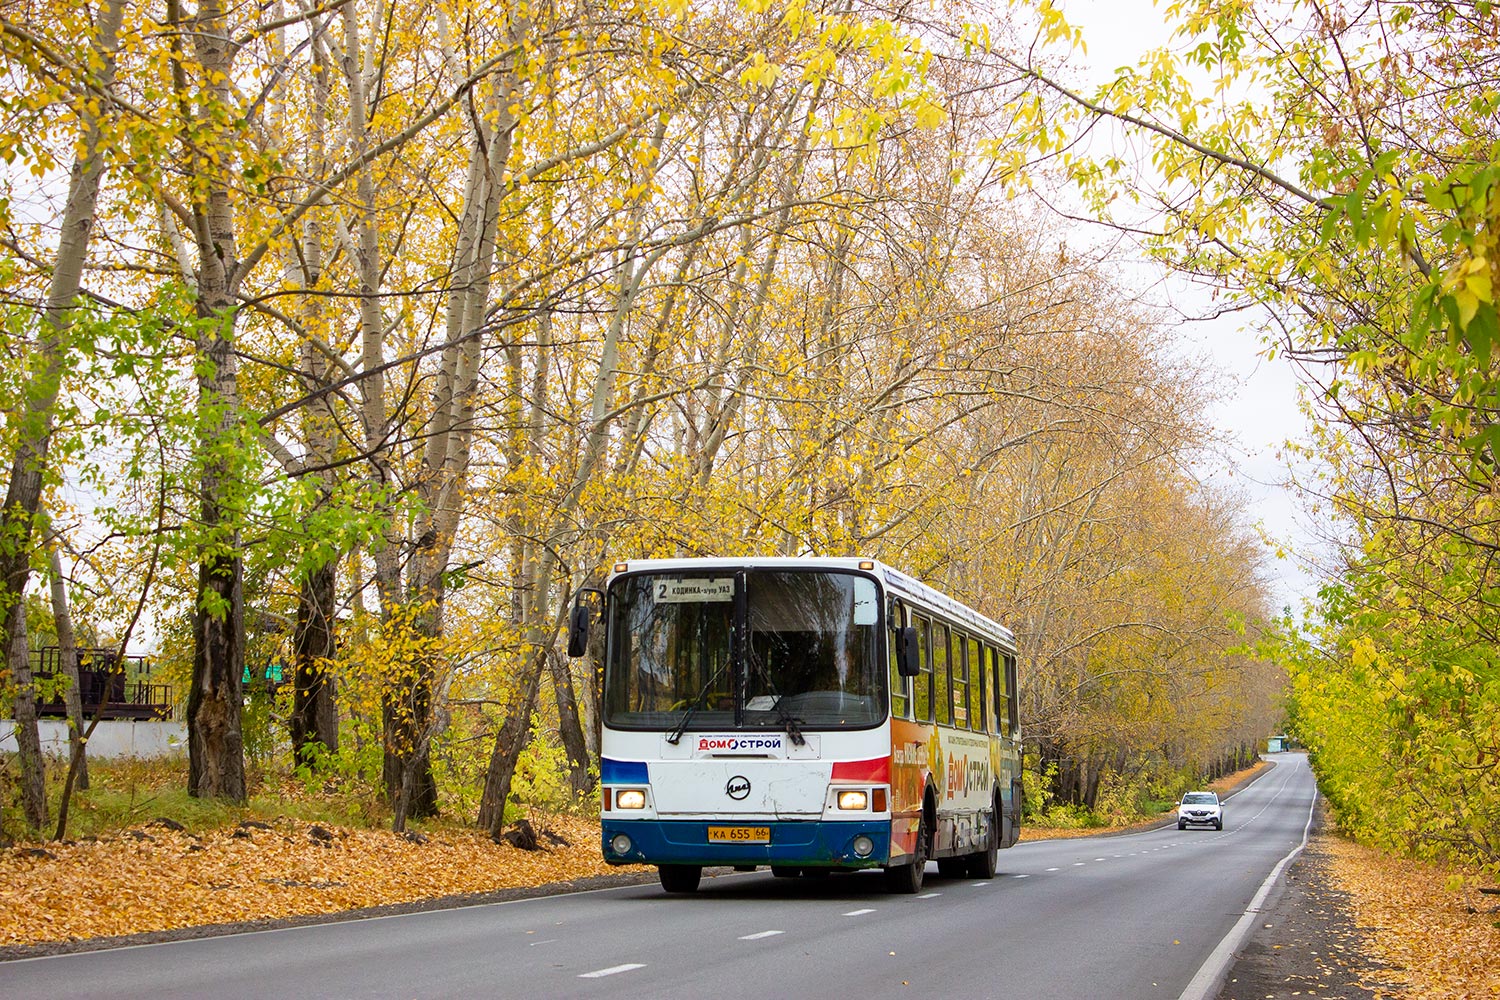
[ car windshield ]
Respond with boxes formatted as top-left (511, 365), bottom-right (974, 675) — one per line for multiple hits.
top-left (1182, 792), bottom-right (1217, 804)
top-left (602, 569), bottom-right (884, 731)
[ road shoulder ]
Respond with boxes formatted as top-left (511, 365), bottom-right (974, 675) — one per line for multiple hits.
top-left (1214, 806), bottom-right (1404, 1000)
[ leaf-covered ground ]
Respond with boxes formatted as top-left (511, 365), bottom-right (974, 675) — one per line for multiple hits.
top-left (0, 814), bottom-right (644, 948)
top-left (1325, 837), bottom-right (1500, 999)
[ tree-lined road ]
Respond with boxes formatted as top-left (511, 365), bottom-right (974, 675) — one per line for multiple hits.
top-left (1, 756), bottom-right (1317, 999)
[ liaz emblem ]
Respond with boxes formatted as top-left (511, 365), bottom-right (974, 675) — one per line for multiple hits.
top-left (725, 775), bottom-right (751, 800)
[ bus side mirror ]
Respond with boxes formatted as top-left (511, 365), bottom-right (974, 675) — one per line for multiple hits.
top-left (896, 626), bottom-right (920, 677)
top-left (567, 588), bottom-right (603, 658)
top-left (567, 605), bottom-right (592, 658)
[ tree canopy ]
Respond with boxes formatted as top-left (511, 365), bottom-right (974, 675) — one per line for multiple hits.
top-left (1004, 0), bottom-right (1498, 876)
top-left (2, 0), bottom-right (1304, 840)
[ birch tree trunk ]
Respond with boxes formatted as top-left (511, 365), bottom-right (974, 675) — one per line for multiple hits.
top-left (47, 543), bottom-right (86, 790)
top-left (549, 649), bottom-right (592, 797)
top-left (476, 185), bottom-right (661, 826)
top-left (6, 595), bottom-right (47, 830)
top-left (0, 0), bottom-right (125, 813)
top-left (182, 0), bottom-right (245, 802)
top-left (387, 96), bottom-right (513, 829)
top-left (286, 12), bottom-right (340, 767)
top-left (292, 561), bottom-right (339, 764)
top-left (477, 656), bottom-right (542, 835)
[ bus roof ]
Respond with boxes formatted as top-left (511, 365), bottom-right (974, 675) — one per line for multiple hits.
top-left (603, 557), bottom-right (1016, 649)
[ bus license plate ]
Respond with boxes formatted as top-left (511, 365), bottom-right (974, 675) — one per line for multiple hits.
top-left (708, 826), bottom-right (771, 844)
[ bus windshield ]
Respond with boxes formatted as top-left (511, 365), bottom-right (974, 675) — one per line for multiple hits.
top-left (603, 569), bottom-right (884, 731)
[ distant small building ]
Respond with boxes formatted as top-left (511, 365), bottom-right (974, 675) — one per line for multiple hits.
top-left (243, 662), bottom-right (286, 688)
top-left (33, 646), bottom-right (172, 721)
top-left (1267, 734), bottom-right (1290, 753)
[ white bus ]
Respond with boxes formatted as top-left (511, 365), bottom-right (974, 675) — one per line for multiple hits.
top-left (568, 557), bottom-right (1022, 894)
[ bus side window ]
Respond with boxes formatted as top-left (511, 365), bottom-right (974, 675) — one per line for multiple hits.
top-left (913, 615), bottom-right (932, 722)
top-left (982, 645), bottom-right (997, 733)
top-left (993, 648), bottom-right (1008, 739)
top-left (952, 633), bottom-right (969, 729)
top-left (932, 623), bottom-right (951, 726)
top-left (975, 643), bottom-right (988, 733)
top-left (888, 611), bottom-right (910, 719)
top-left (1005, 653), bottom-right (1019, 738)
top-left (965, 636), bottom-right (981, 731)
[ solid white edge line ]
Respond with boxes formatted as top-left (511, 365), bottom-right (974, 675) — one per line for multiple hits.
top-left (4, 868), bottom-right (769, 965)
top-left (1176, 783), bottom-right (1319, 1000)
top-left (578, 963), bottom-right (646, 979)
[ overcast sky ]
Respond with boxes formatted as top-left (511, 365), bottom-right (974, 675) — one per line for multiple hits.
top-left (1058, 0), bottom-right (1329, 612)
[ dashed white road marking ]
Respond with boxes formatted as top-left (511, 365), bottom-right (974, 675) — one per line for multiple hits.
top-left (578, 964), bottom-right (646, 979)
top-left (1012, 874), bottom-right (1030, 879)
top-left (969, 882), bottom-right (990, 887)
top-left (739, 930), bottom-right (785, 940)
top-left (1073, 862), bottom-right (1086, 866)
top-left (1045, 867), bottom-right (1060, 872)
top-left (843, 908), bottom-right (877, 916)
top-left (918, 892), bottom-right (941, 899)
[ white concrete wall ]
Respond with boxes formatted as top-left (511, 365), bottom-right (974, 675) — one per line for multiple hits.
top-left (0, 719), bottom-right (186, 759)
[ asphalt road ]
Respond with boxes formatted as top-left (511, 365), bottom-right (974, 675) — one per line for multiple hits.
top-left (0, 754), bottom-right (1317, 1000)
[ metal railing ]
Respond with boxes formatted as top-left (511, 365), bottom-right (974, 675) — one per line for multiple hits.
top-left (31, 647), bottom-right (174, 721)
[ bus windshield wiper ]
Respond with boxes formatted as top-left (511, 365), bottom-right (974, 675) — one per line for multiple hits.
top-left (666, 662), bottom-right (727, 745)
top-left (747, 649), bottom-right (806, 746)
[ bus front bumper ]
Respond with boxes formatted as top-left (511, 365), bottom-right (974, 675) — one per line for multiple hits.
top-left (601, 819), bottom-right (891, 869)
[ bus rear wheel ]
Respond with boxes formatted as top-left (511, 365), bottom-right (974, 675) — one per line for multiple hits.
top-left (965, 805), bottom-right (1000, 879)
top-left (884, 815), bottom-right (928, 894)
top-left (658, 864), bottom-right (702, 893)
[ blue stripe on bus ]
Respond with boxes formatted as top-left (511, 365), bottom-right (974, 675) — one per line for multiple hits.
top-left (600, 819), bottom-right (891, 869)
top-left (600, 758), bottom-right (649, 784)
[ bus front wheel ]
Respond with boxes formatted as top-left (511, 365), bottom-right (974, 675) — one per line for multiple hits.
top-left (659, 864), bottom-right (702, 893)
top-left (884, 815), bottom-right (929, 894)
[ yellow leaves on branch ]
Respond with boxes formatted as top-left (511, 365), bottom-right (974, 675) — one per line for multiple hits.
top-left (1444, 255), bottom-right (1493, 328)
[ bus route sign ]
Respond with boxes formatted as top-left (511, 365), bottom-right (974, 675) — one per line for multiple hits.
top-left (653, 578), bottom-right (734, 603)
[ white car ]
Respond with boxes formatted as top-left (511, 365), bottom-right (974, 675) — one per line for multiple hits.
top-left (1177, 791), bottom-right (1223, 830)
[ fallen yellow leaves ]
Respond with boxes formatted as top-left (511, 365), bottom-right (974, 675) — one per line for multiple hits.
top-left (0, 816), bottom-right (646, 948)
top-left (1326, 835), bottom-right (1500, 1000)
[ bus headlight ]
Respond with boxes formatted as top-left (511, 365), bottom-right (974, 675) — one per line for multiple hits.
top-left (837, 790), bottom-right (869, 811)
top-left (610, 834), bottom-right (633, 855)
top-left (852, 835), bottom-right (875, 858)
top-left (616, 789), bottom-right (647, 810)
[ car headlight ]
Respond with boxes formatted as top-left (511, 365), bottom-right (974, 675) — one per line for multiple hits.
top-left (616, 789), bottom-right (647, 810)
